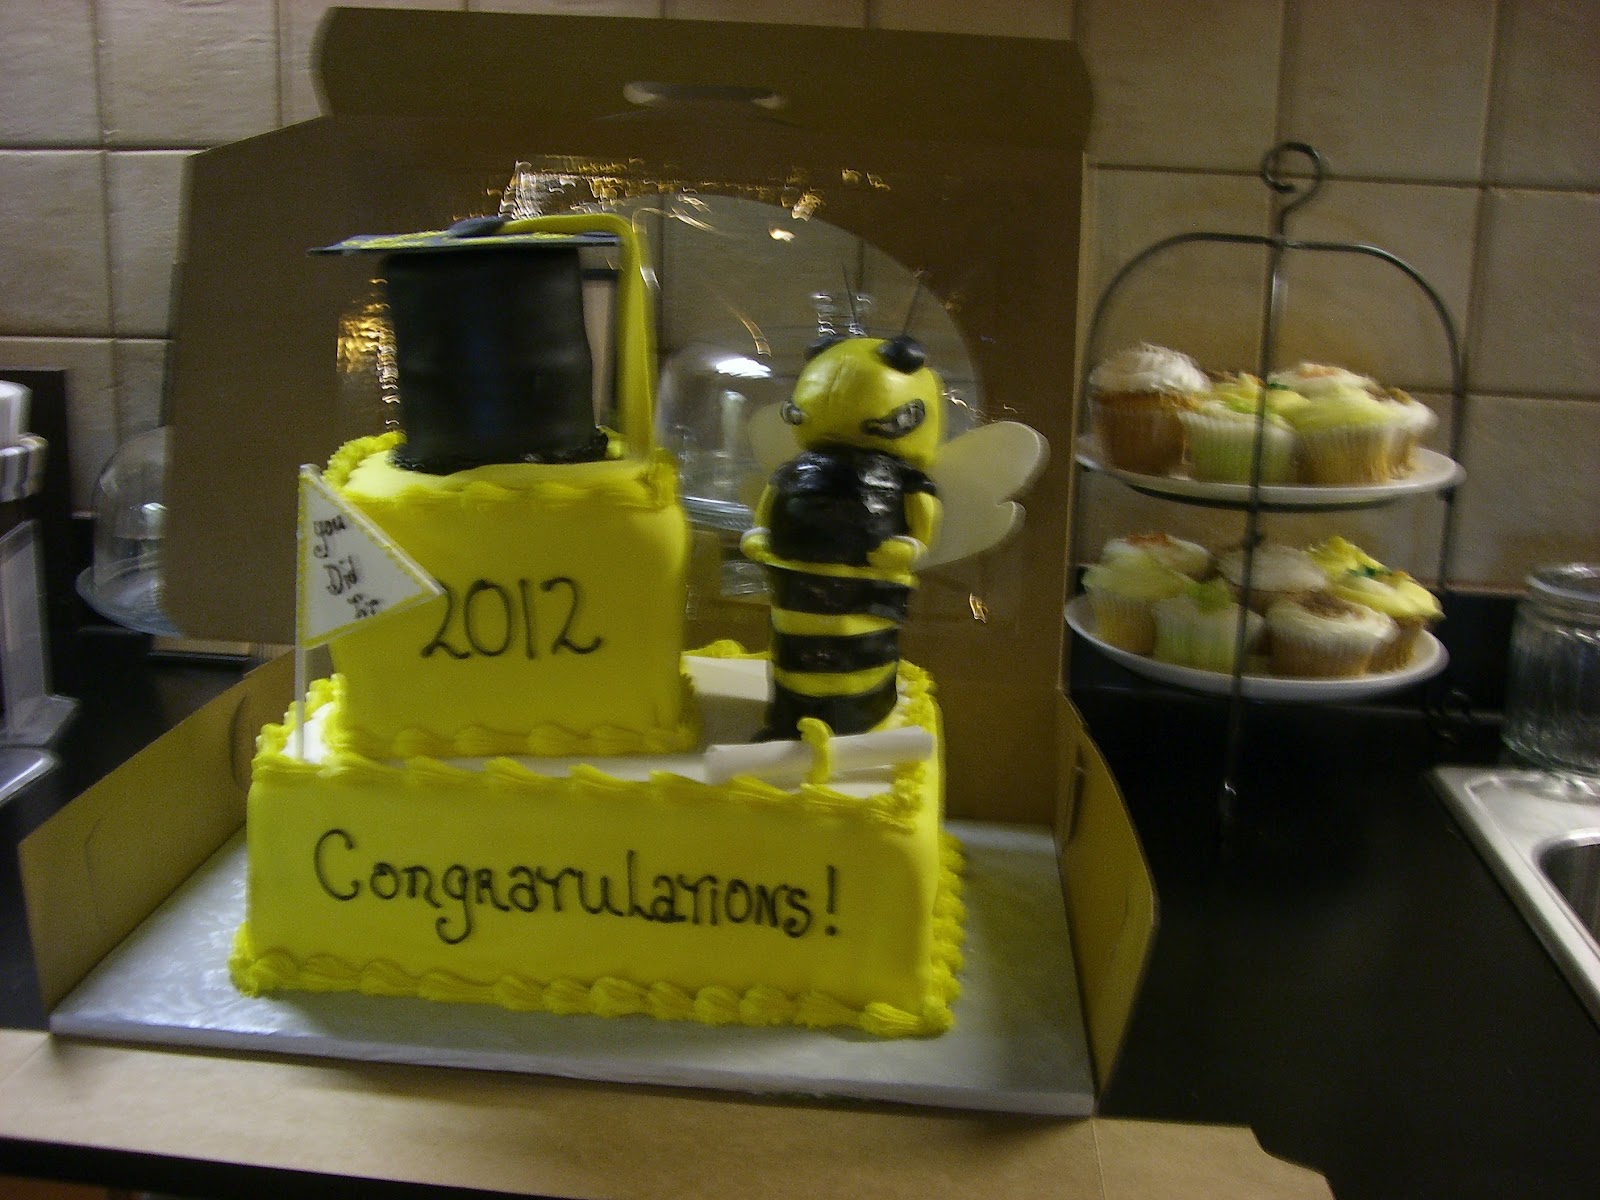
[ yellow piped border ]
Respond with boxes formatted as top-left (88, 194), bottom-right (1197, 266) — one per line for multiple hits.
top-left (262, 647), bottom-right (937, 833)
top-left (229, 832), bottom-right (965, 1039)
top-left (323, 671), bottom-right (703, 761)
top-left (327, 431), bottom-right (681, 515)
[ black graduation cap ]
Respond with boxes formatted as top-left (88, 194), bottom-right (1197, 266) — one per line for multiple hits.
top-left (316, 218), bottom-right (616, 474)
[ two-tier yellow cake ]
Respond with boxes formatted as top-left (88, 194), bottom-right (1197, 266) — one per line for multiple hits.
top-left (229, 212), bottom-right (964, 1037)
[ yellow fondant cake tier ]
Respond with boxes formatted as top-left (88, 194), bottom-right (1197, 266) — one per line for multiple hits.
top-left (323, 432), bottom-right (694, 758)
top-left (232, 650), bottom-right (965, 1037)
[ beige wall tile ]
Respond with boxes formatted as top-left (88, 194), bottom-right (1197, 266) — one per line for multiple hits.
top-left (1451, 394), bottom-right (1600, 587)
top-left (1272, 180), bottom-right (1478, 393)
top-left (1080, 168), bottom-right (1273, 377)
top-left (0, 151), bottom-right (110, 336)
top-left (1471, 189), bottom-right (1600, 396)
top-left (0, 336), bottom-right (117, 509)
top-left (871, 0), bottom-right (1070, 38)
top-left (99, 0), bottom-right (277, 146)
top-left (113, 338), bottom-right (169, 439)
top-left (281, 1), bottom-right (464, 127)
top-left (107, 151), bottom-right (192, 338)
top-left (665, 0), bottom-right (865, 25)
top-left (1280, 0), bottom-right (1495, 182)
top-left (1076, 0), bottom-right (1282, 171)
top-left (0, 1), bottom-right (99, 146)
top-left (1486, 0), bottom-right (1600, 188)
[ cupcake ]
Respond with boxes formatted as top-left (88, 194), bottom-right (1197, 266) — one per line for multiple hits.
top-left (1378, 388), bottom-right (1437, 475)
top-left (1151, 578), bottom-right (1264, 673)
top-left (1179, 374), bottom-right (1296, 484)
top-left (1268, 362), bottom-right (1377, 399)
top-left (1101, 531), bottom-right (1213, 580)
top-left (1265, 592), bottom-right (1398, 678)
top-left (1279, 383), bottom-right (1410, 485)
top-left (1088, 344), bottom-right (1208, 475)
top-left (1306, 537), bottom-right (1442, 671)
top-left (1217, 542), bottom-right (1328, 614)
top-left (1082, 549), bottom-right (1190, 654)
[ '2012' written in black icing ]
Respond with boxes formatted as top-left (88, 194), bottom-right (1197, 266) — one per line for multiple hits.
top-left (421, 577), bottom-right (603, 660)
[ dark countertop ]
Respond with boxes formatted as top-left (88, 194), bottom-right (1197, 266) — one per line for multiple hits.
top-left (1078, 666), bottom-right (1600, 1199)
top-left (3, 624), bottom-right (1599, 1198)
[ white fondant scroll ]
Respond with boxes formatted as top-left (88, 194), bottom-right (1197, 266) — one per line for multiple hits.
top-left (703, 726), bottom-right (934, 786)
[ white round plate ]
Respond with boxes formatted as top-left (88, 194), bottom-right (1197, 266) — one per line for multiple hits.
top-left (1065, 595), bottom-right (1448, 703)
top-left (1074, 436), bottom-right (1463, 511)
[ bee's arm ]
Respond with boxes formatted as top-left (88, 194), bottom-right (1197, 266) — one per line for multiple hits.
top-left (739, 485), bottom-right (777, 561)
top-left (867, 491), bottom-right (941, 575)
top-left (907, 491), bottom-right (941, 556)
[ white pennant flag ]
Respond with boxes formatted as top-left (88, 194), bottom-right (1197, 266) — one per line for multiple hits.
top-left (296, 465), bottom-right (442, 647)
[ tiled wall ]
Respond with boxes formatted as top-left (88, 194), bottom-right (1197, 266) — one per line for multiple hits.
top-left (1, 0), bottom-right (1595, 589)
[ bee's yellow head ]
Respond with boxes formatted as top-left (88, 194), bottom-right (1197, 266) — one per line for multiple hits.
top-left (782, 335), bottom-right (944, 469)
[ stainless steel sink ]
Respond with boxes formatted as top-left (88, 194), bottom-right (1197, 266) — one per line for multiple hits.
top-left (1433, 766), bottom-right (1600, 1026)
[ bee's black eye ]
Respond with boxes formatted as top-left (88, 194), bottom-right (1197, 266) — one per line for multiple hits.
top-left (876, 335), bottom-right (926, 375)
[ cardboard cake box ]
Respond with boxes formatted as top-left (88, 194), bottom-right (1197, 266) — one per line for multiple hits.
top-left (0, 9), bottom-right (1330, 1196)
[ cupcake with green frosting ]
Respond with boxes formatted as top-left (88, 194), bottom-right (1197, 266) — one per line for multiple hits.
top-left (1082, 548), bottom-right (1190, 654)
top-left (1179, 375), bottom-right (1296, 483)
top-left (1151, 578), bottom-right (1264, 673)
top-left (1280, 383), bottom-right (1408, 485)
top-left (1307, 537), bottom-right (1442, 670)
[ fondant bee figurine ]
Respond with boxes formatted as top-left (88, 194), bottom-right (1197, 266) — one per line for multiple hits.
top-left (740, 333), bottom-right (946, 739)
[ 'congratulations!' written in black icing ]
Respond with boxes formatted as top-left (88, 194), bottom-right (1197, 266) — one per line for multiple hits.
top-left (421, 576), bottom-right (603, 660)
top-left (313, 829), bottom-right (841, 946)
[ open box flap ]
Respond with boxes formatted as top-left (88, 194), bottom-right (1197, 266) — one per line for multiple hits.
top-left (313, 6), bottom-right (1088, 151)
top-left (17, 653), bottom-right (292, 1011)
top-left (1056, 691), bottom-right (1158, 1094)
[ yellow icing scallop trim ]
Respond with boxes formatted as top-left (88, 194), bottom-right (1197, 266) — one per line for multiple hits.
top-left (326, 431), bottom-right (681, 515)
top-left (261, 651), bottom-right (936, 834)
top-left (231, 833), bottom-right (963, 1038)
top-left (319, 672), bottom-right (702, 761)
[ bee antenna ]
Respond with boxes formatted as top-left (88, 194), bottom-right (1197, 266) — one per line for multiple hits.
top-left (902, 273), bottom-right (926, 337)
top-left (842, 265), bottom-right (864, 335)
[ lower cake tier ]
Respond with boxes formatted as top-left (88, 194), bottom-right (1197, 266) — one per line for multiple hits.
top-left (231, 650), bottom-right (965, 1038)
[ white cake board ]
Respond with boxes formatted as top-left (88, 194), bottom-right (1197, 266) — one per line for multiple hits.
top-left (50, 820), bottom-right (1094, 1116)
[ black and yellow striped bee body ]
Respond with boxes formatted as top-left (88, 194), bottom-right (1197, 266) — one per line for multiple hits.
top-left (742, 334), bottom-right (944, 739)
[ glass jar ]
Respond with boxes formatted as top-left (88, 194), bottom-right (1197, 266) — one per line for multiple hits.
top-left (1503, 563), bottom-right (1600, 780)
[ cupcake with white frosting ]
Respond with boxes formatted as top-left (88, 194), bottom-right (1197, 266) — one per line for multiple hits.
top-left (1268, 362), bottom-right (1378, 399)
top-left (1217, 542), bottom-right (1328, 614)
top-left (1088, 343), bottom-right (1208, 475)
top-left (1266, 593), bottom-right (1397, 678)
top-left (1100, 531), bottom-right (1213, 580)
top-left (1378, 388), bottom-right (1437, 474)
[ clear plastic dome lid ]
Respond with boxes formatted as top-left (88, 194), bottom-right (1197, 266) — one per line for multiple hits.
top-left (77, 426), bottom-right (179, 636)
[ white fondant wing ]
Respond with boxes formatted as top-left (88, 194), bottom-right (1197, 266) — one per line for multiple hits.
top-left (743, 405), bottom-right (1049, 572)
top-left (922, 421), bottom-right (1049, 570)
